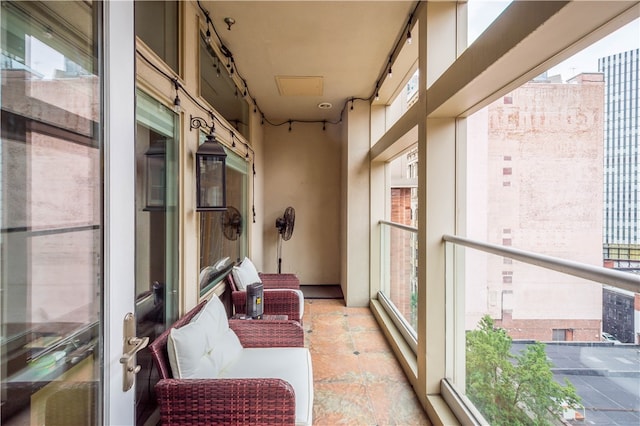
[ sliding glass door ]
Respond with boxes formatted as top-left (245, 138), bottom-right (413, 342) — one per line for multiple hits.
top-left (1, 1), bottom-right (102, 423)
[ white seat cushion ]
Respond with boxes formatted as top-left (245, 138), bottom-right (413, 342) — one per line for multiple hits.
top-left (167, 319), bottom-right (219, 379)
top-left (219, 347), bottom-right (314, 426)
top-left (232, 257), bottom-right (262, 290)
top-left (167, 295), bottom-right (243, 379)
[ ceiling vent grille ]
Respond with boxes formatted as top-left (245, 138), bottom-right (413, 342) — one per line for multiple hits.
top-left (275, 76), bottom-right (324, 96)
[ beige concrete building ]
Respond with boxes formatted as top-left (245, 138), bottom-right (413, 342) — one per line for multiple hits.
top-left (466, 74), bottom-right (606, 341)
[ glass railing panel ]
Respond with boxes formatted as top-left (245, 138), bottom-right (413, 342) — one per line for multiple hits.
top-left (380, 221), bottom-right (418, 344)
top-left (455, 17), bottom-right (640, 423)
top-left (446, 240), bottom-right (640, 426)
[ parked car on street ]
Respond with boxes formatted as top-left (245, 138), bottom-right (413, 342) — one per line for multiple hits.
top-left (601, 332), bottom-right (621, 344)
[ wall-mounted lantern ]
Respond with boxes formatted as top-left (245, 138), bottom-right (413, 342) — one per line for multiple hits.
top-left (191, 115), bottom-right (227, 211)
top-left (144, 143), bottom-right (165, 211)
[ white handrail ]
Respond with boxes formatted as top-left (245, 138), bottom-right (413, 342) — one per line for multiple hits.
top-left (443, 234), bottom-right (640, 294)
top-left (379, 220), bottom-right (418, 233)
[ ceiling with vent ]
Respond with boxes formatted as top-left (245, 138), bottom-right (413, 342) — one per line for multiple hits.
top-left (201, 1), bottom-right (417, 123)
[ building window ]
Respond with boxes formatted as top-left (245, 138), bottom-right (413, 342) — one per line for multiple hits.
top-left (199, 34), bottom-right (249, 140)
top-left (135, 1), bottom-right (179, 72)
top-left (552, 329), bottom-right (568, 341)
top-left (200, 147), bottom-right (249, 294)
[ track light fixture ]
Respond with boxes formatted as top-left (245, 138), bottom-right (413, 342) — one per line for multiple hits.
top-left (194, 0), bottom-right (418, 134)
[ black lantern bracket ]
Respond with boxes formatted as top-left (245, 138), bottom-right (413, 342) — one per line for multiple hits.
top-left (190, 114), bottom-right (214, 134)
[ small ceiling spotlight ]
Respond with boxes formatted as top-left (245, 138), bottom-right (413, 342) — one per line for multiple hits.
top-left (224, 17), bottom-right (236, 30)
top-left (317, 102), bottom-right (332, 109)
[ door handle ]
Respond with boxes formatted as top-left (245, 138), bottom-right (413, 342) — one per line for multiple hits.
top-left (119, 337), bottom-right (149, 364)
top-left (120, 313), bottom-right (149, 391)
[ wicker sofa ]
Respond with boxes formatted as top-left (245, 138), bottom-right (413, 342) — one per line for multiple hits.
top-left (148, 296), bottom-right (313, 425)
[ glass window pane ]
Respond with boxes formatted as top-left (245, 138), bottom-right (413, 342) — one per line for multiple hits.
top-left (200, 35), bottom-right (249, 140)
top-left (379, 145), bottom-right (419, 338)
top-left (459, 19), bottom-right (640, 424)
top-left (135, 1), bottom-right (178, 72)
top-left (1, 1), bottom-right (102, 424)
top-left (467, 0), bottom-right (512, 45)
top-left (200, 148), bottom-right (248, 293)
top-left (134, 90), bottom-right (179, 423)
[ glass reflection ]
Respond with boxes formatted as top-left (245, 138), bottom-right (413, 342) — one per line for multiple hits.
top-left (1, 1), bottom-right (101, 424)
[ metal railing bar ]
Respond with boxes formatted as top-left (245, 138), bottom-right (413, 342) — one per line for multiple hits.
top-left (443, 234), bottom-right (640, 293)
top-left (379, 220), bottom-right (418, 233)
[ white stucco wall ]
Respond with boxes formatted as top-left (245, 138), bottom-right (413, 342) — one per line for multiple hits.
top-left (262, 123), bottom-right (342, 285)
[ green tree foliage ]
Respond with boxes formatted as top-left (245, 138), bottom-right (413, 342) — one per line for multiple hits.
top-left (466, 316), bottom-right (581, 425)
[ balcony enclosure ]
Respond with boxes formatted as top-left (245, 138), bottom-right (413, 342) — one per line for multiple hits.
top-left (1, 1), bottom-right (639, 424)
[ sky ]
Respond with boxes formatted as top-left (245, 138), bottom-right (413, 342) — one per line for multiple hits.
top-left (468, 0), bottom-right (640, 82)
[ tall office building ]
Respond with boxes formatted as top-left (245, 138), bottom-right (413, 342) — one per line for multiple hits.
top-left (599, 49), bottom-right (640, 343)
top-left (600, 48), bottom-right (640, 272)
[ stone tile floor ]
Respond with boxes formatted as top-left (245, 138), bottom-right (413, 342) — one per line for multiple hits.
top-left (304, 298), bottom-right (430, 425)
